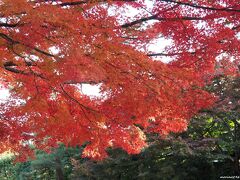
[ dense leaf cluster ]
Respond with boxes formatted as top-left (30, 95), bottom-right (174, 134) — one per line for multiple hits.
top-left (0, 0), bottom-right (239, 160)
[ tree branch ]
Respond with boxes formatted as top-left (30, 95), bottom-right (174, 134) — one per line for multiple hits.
top-left (0, 22), bottom-right (21, 28)
top-left (147, 52), bottom-right (181, 57)
top-left (0, 33), bottom-right (55, 57)
top-left (0, 33), bottom-right (18, 44)
top-left (60, 1), bottom-right (87, 6)
top-left (60, 0), bottom-right (135, 6)
top-left (232, 24), bottom-right (240, 30)
top-left (3, 62), bottom-right (28, 75)
top-left (159, 0), bottom-right (240, 12)
top-left (121, 15), bottom-right (204, 28)
top-left (63, 80), bottom-right (104, 85)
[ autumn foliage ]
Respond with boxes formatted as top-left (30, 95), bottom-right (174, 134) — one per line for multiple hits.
top-left (0, 0), bottom-right (239, 160)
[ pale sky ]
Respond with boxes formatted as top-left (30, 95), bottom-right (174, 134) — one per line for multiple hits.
top-left (0, 89), bottom-right (9, 102)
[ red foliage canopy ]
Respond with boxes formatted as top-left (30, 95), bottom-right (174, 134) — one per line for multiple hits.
top-left (0, 0), bottom-right (239, 160)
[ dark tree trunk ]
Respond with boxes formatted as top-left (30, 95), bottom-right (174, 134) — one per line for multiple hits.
top-left (233, 120), bottom-right (240, 175)
top-left (55, 156), bottom-right (64, 180)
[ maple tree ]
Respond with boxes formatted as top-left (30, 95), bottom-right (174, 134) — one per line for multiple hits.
top-left (0, 0), bottom-right (239, 160)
